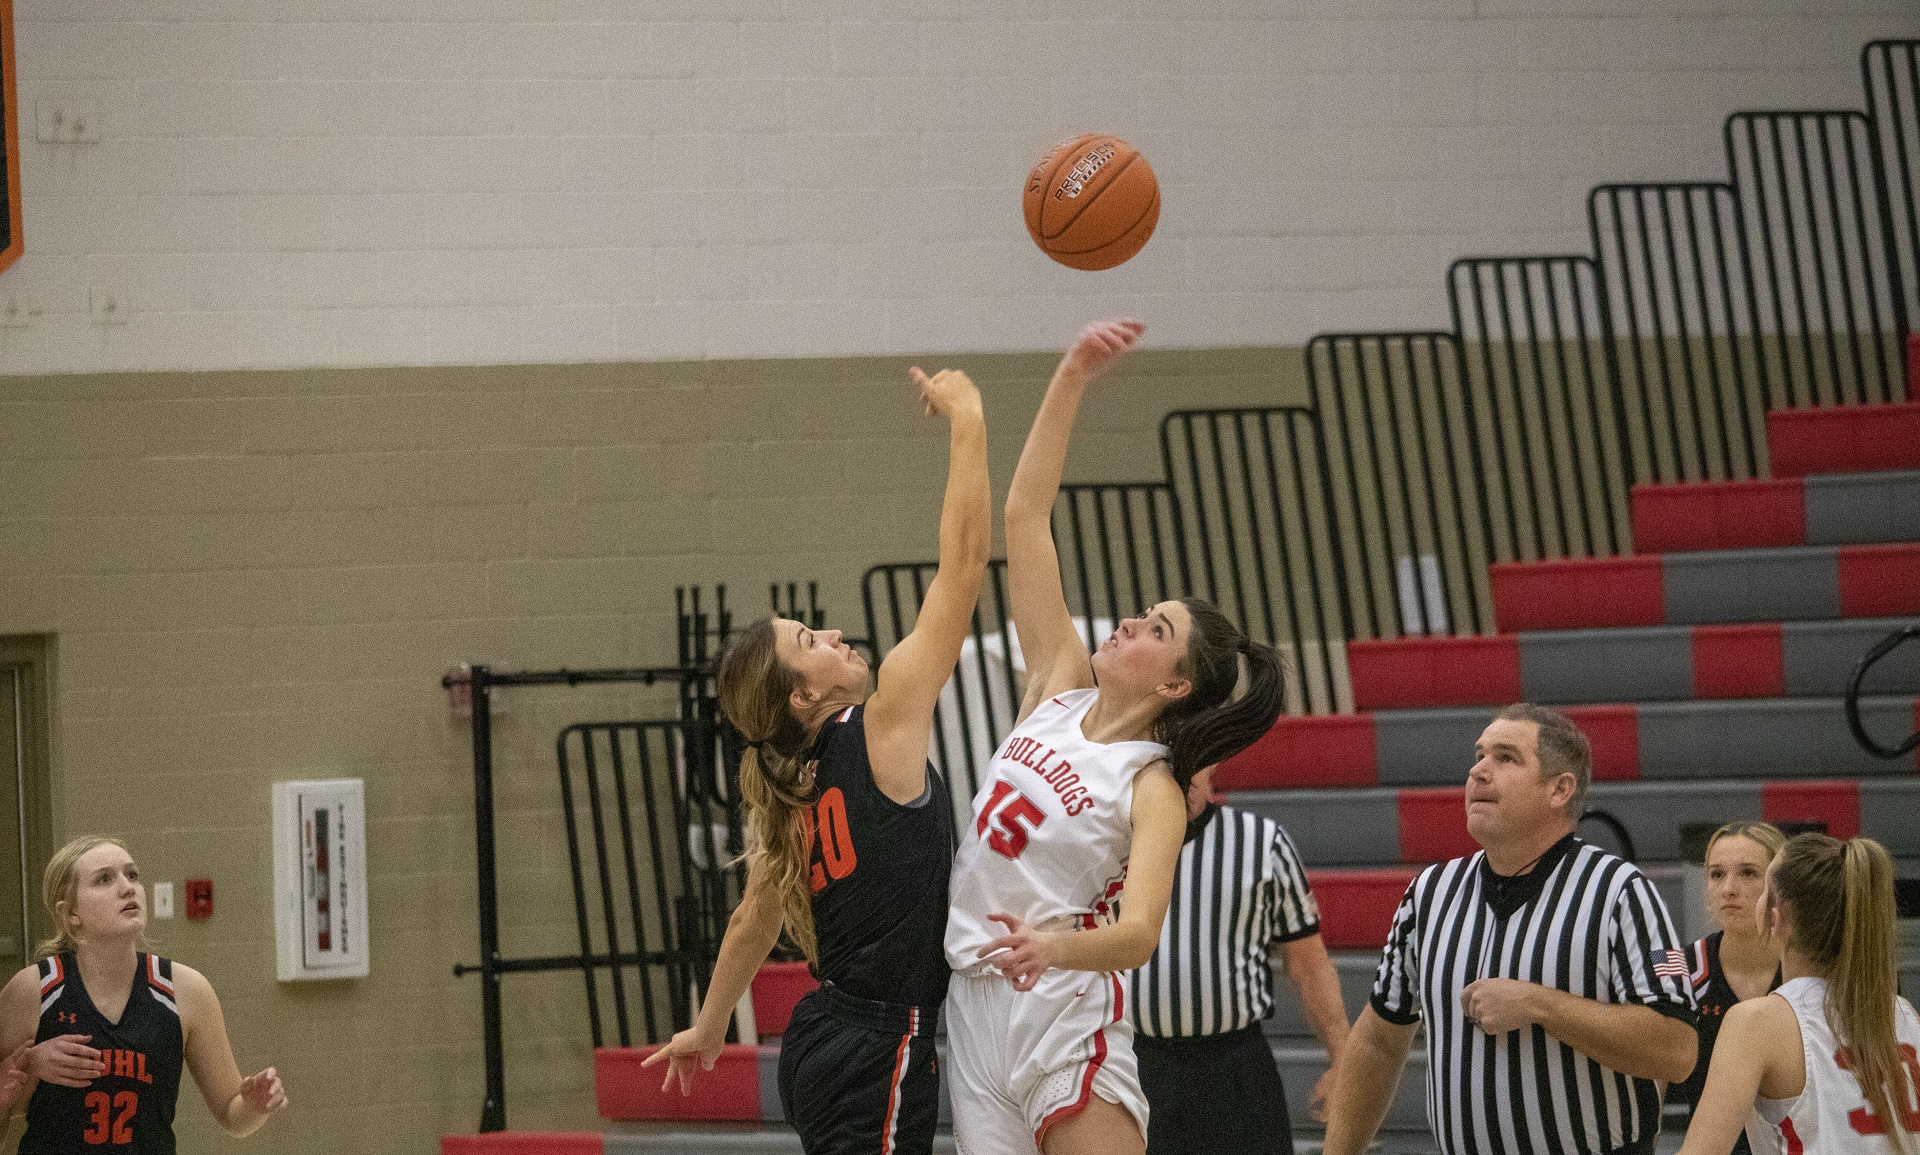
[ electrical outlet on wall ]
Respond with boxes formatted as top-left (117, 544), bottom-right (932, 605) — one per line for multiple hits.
top-left (153, 882), bottom-right (174, 920)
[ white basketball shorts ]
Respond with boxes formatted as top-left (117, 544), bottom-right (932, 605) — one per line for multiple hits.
top-left (943, 966), bottom-right (1148, 1154)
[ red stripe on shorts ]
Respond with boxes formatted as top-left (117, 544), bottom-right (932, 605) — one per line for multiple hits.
top-left (879, 1007), bottom-right (917, 1155)
top-left (1033, 982), bottom-right (1115, 1148)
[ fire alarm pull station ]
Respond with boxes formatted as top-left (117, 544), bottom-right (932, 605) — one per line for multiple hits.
top-left (271, 778), bottom-right (369, 981)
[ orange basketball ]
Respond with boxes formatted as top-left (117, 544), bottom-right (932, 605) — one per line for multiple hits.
top-left (1023, 134), bottom-right (1160, 271)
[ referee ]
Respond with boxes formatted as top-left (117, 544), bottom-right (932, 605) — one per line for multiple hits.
top-left (1323, 703), bottom-right (1698, 1155)
top-left (1127, 764), bottom-right (1350, 1155)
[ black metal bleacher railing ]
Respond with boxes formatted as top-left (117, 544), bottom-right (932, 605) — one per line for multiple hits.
top-left (864, 38), bottom-right (1918, 819)
top-left (448, 582), bottom-right (825, 1132)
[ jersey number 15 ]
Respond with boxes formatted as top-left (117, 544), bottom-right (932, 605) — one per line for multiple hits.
top-left (977, 781), bottom-right (1046, 860)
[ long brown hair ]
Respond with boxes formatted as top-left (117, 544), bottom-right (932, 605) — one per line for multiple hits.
top-left (716, 618), bottom-right (821, 963)
top-left (1152, 599), bottom-right (1285, 792)
top-left (1769, 833), bottom-right (1909, 1151)
top-left (38, 834), bottom-right (151, 959)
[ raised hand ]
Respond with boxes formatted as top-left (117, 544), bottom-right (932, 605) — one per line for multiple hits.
top-left (1059, 318), bottom-right (1145, 384)
top-left (24, 1034), bottom-right (102, 1088)
top-left (640, 1024), bottom-right (725, 1096)
top-left (238, 1067), bottom-right (287, 1114)
top-left (909, 366), bottom-right (982, 420)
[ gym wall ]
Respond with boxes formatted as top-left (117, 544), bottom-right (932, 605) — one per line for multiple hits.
top-left (2, 4), bottom-right (1917, 1154)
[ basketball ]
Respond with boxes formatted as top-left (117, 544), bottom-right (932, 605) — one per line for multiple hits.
top-left (1022, 134), bottom-right (1160, 271)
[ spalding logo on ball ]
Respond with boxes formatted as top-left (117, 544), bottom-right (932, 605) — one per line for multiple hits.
top-left (1023, 134), bottom-right (1160, 271)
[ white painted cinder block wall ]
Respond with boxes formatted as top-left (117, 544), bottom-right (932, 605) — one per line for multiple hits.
top-left (3, 0), bottom-right (1916, 374)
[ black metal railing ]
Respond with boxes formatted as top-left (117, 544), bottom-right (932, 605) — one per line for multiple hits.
top-left (861, 40), bottom-right (1918, 802)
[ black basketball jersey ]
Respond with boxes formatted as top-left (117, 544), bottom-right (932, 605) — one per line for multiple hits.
top-left (22, 953), bottom-right (186, 1155)
top-left (803, 704), bottom-right (954, 1011)
top-left (1669, 931), bottom-right (1781, 1155)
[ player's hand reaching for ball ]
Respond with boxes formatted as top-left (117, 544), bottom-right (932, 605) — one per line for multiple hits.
top-left (238, 1067), bottom-right (287, 1114)
top-left (909, 367), bottom-right (982, 421)
top-left (23, 1033), bottom-right (103, 1087)
top-left (1059, 318), bottom-right (1144, 384)
top-left (641, 1024), bottom-right (725, 1095)
top-left (978, 913), bottom-right (1061, 991)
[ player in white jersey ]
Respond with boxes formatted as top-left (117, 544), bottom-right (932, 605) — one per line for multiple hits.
top-left (1678, 833), bottom-right (1920, 1155)
top-left (943, 319), bottom-right (1285, 1155)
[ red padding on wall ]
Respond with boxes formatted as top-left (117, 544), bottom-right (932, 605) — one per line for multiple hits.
top-left (1691, 624), bottom-right (1785, 700)
top-left (1630, 479), bottom-right (1806, 554)
top-left (1490, 556), bottom-right (1665, 632)
top-left (749, 961), bottom-right (818, 1037)
top-left (1837, 544), bottom-right (1920, 619)
top-left (1216, 714), bottom-right (1377, 790)
top-left (442, 1137), bottom-right (604, 1155)
top-left (597, 1044), bottom-right (764, 1122)
top-left (1305, 867), bottom-right (1419, 950)
top-left (1347, 636), bottom-right (1522, 711)
top-left (1397, 787), bottom-right (1477, 863)
top-left (1762, 780), bottom-right (1860, 840)
top-left (1562, 704), bottom-right (1641, 781)
top-left (1768, 402), bottom-right (1920, 478)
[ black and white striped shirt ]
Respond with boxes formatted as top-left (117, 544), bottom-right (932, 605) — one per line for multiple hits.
top-left (1128, 804), bottom-right (1320, 1038)
top-left (1371, 833), bottom-right (1696, 1155)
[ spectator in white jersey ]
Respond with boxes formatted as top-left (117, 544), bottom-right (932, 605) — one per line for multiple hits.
top-left (1323, 703), bottom-right (1698, 1155)
top-left (1128, 764), bottom-right (1349, 1155)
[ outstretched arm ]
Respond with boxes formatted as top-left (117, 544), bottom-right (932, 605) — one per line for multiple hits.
top-left (178, 964), bottom-right (287, 1138)
top-left (863, 368), bottom-right (990, 801)
top-left (1005, 319), bottom-right (1144, 724)
top-left (641, 858), bottom-right (785, 1094)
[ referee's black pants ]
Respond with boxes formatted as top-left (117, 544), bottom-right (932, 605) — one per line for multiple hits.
top-left (1135, 1023), bottom-right (1294, 1155)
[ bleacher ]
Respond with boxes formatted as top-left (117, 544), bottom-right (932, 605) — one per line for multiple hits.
top-left (443, 38), bottom-right (1920, 1155)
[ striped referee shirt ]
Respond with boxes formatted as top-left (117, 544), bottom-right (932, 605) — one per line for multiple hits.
top-left (1372, 833), bottom-right (1696, 1155)
top-left (1128, 804), bottom-right (1320, 1038)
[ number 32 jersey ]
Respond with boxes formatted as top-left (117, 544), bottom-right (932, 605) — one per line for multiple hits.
top-left (23, 953), bottom-right (185, 1154)
top-left (946, 688), bottom-right (1168, 972)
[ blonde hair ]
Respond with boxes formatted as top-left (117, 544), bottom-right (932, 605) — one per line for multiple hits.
top-left (1769, 834), bottom-right (1909, 1152)
top-left (37, 835), bottom-right (150, 960)
top-left (716, 619), bottom-right (821, 963)
top-left (1706, 820), bottom-right (1788, 862)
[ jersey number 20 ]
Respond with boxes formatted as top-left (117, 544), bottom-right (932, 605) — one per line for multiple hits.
top-left (1836, 1043), bottom-right (1920, 1135)
top-left (83, 1090), bottom-right (137, 1145)
top-left (977, 781), bottom-right (1046, 859)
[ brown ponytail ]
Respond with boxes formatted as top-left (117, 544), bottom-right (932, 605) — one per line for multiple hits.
top-left (716, 618), bottom-right (820, 963)
top-left (1769, 833), bottom-right (1909, 1152)
top-left (1152, 599), bottom-right (1286, 792)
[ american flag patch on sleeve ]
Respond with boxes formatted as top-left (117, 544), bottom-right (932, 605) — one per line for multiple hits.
top-left (1652, 948), bottom-right (1688, 977)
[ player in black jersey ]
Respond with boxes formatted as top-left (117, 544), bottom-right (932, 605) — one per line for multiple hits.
top-left (0, 836), bottom-right (286, 1152)
top-left (643, 362), bottom-right (989, 1154)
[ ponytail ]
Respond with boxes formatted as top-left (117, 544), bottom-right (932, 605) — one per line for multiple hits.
top-left (716, 618), bottom-right (820, 963)
top-left (1771, 833), bottom-right (1909, 1152)
top-left (1153, 599), bottom-right (1287, 792)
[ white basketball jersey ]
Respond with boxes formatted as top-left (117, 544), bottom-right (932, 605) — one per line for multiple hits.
top-left (1750, 976), bottom-right (1920, 1154)
top-left (945, 689), bottom-right (1168, 972)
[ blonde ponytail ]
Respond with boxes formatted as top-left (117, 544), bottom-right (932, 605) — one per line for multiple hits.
top-left (1771, 833), bottom-right (1910, 1152)
top-left (717, 619), bottom-right (820, 963)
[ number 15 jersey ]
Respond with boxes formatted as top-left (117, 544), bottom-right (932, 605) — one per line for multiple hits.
top-left (946, 688), bottom-right (1169, 972)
